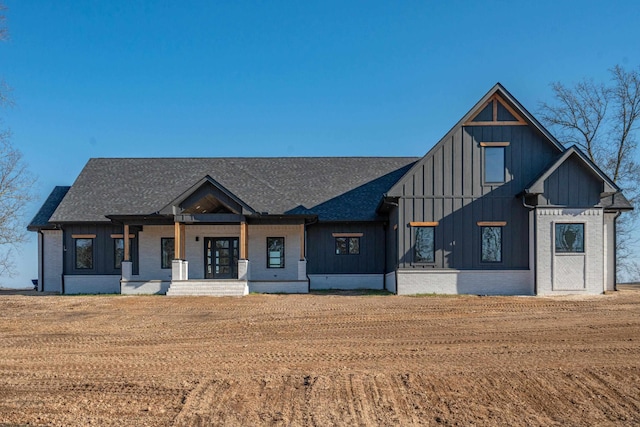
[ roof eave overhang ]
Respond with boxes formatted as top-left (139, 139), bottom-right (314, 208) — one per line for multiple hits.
top-left (376, 195), bottom-right (400, 213)
top-left (27, 224), bottom-right (61, 232)
top-left (106, 214), bottom-right (174, 225)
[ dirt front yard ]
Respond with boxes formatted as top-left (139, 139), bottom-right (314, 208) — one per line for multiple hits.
top-left (1, 290), bottom-right (639, 426)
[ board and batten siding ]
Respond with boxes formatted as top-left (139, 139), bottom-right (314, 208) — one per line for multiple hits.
top-left (63, 224), bottom-right (139, 276)
top-left (306, 222), bottom-right (385, 275)
top-left (539, 155), bottom-right (603, 207)
top-left (391, 124), bottom-right (560, 270)
top-left (385, 206), bottom-right (399, 274)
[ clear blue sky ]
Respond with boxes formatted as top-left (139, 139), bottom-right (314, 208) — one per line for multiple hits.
top-left (2, 0), bottom-right (639, 287)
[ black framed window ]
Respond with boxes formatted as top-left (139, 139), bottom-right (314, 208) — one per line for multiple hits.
top-left (336, 237), bottom-right (360, 255)
top-left (414, 227), bottom-right (435, 263)
top-left (481, 226), bottom-right (502, 263)
top-left (267, 237), bottom-right (285, 268)
top-left (114, 238), bottom-right (124, 269)
top-left (555, 223), bottom-right (585, 253)
top-left (484, 147), bottom-right (505, 183)
top-left (161, 238), bottom-right (175, 269)
top-left (75, 238), bottom-right (94, 269)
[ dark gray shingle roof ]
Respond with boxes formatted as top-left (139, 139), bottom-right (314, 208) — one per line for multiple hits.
top-left (28, 186), bottom-right (71, 230)
top-left (49, 157), bottom-right (418, 223)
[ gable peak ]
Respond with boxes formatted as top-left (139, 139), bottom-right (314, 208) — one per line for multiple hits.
top-left (464, 91), bottom-right (527, 126)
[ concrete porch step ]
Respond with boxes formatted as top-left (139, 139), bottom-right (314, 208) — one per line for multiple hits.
top-left (166, 281), bottom-right (247, 297)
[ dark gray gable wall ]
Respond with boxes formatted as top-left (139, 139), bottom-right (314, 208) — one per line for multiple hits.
top-left (387, 86), bottom-right (563, 270)
top-left (539, 154), bottom-right (604, 207)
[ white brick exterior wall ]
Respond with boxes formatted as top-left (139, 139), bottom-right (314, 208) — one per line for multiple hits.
top-left (396, 269), bottom-right (533, 295)
top-left (385, 272), bottom-right (396, 293)
top-left (64, 275), bottom-right (120, 294)
top-left (248, 224), bottom-right (302, 281)
top-left (309, 274), bottom-right (384, 290)
top-left (603, 213), bottom-right (616, 292)
top-left (121, 280), bottom-right (170, 295)
top-left (184, 224), bottom-right (240, 279)
top-left (41, 230), bottom-right (63, 293)
top-left (535, 208), bottom-right (604, 295)
top-left (138, 225), bottom-right (174, 281)
top-left (249, 281), bottom-right (308, 293)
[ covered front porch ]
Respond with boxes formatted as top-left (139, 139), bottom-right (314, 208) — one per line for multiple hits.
top-left (112, 174), bottom-right (312, 296)
top-left (116, 217), bottom-right (310, 296)
top-left (166, 217), bottom-right (252, 296)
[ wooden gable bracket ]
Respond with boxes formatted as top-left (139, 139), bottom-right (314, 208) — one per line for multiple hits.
top-left (464, 93), bottom-right (527, 126)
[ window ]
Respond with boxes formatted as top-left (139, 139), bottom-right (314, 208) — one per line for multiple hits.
top-left (484, 147), bottom-right (505, 183)
top-left (555, 223), bottom-right (584, 253)
top-left (267, 237), bottom-right (285, 268)
top-left (75, 238), bottom-right (94, 269)
top-left (114, 238), bottom-right (124, 269)
top-left (161, 238), bottom-right (175, 269)
top-left (414, 227), bottom-right (435, 263)
top-left (335, 237), bottom-right (360, 255)
top-left (481, 226), bottom-right (502, 263)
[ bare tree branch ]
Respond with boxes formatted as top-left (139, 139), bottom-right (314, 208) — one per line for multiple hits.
top-left (0, 2), bottom-right (36, 278)
top-left (538, 65), bottom-right (640, 279)
top-left (0, 3), bottom-right (7, 42)
top-left (538, 80), bottom-right (609, 163)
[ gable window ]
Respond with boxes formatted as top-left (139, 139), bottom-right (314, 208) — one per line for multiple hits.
top-left (161, 238), bottom-right (175, 269)
top-left (267, 237), bottom-right (285, 268)
top-left (484, 146), bottom-right (505, 183)
top-left (409, 222), bottom-right (438, 264)
top-left (555, 223), bottom-right (584, 253)
top-left (75, 238), bottom-right (94, 270)
top-left (333, 233), bottom-right (362, 255)
top-left (114, 238), bottom-right (124, 269)
top-left (478, 222), bottom-right (506, 263)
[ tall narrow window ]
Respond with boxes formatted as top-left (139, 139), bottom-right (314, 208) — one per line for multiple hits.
top-left (267, 237), bottom-right (285, 268)
top-left (484, 147), bottom-right (505, 183)
top-left (161, 238), bottom-right (175, 269)
top-left (555, 223), bottom-right (584, 253)
top-left (481, 226), bottom-right (502, 262)
top-left (114, 238), bottom-right (124, 269)
top-left (75, 238), bottom-right (94, 269)
top-left (414, 227), bottom-right (435, 263)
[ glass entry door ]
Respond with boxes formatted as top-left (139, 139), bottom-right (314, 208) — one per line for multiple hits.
top-left (204, 238), bottom-right (239, 279)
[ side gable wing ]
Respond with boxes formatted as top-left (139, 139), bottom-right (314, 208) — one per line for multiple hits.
top-left (525, 146), bottom-right (622, 208)
top-left (526, 146), bottom-right (618, 195)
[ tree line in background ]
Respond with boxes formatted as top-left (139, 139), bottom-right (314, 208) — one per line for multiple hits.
top-left (0, 3), bottom-right (35, 281)
top-left (539, 65), bottom-right (640, 281)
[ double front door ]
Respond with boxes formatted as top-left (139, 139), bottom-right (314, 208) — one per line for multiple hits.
top-left (204, 238), bottom-right (239, 279)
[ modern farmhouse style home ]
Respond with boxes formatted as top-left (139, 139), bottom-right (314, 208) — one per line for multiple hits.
top-left (28, 84), bottom-right (632, 296)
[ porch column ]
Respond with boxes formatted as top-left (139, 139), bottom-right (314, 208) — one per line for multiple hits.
top-left (172, 222), bottom-right (188, 281)
top-left (174, 222), bottom-right (186, 260)
top-left (240, 221), bottom-right (248, 259)
top-left (123, 224), bottom-right (130, 261)
top-left (121, 224), bottom-right (132, 281)
top-left (238, 221), bottom-right (250, 281)
top-left (299, 223), bottom-right (305, 260)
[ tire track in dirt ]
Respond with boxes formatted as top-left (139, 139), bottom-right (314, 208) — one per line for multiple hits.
top-left (1, 291), bottom-right (640, 425)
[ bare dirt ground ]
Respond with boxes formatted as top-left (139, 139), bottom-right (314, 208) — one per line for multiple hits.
top-left (1, 290), bottom-right (640, 426)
